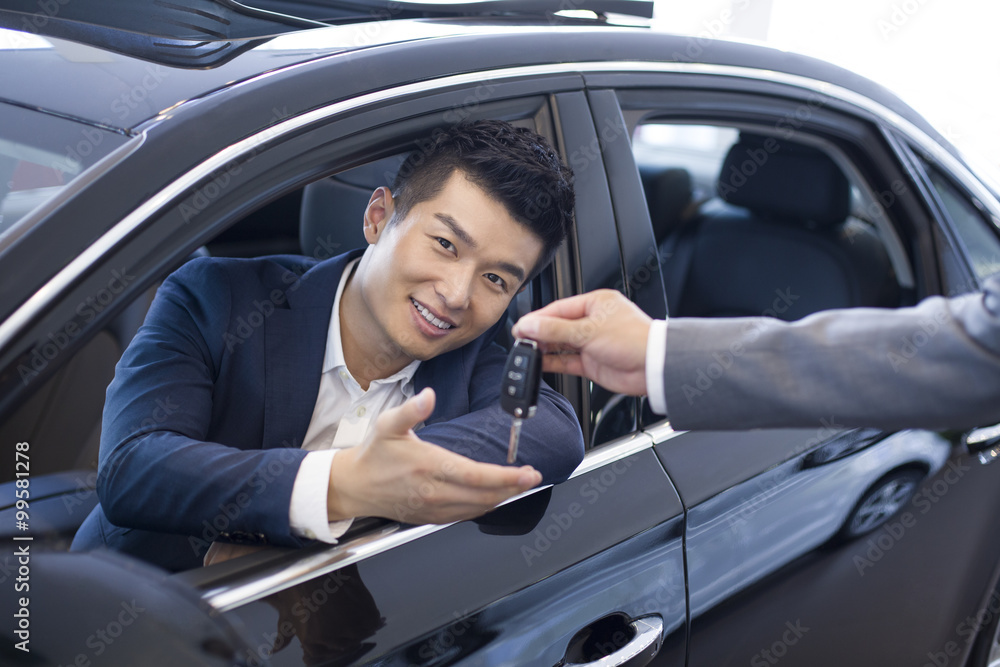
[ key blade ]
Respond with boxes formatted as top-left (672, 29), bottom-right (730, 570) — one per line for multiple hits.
top-left (507, 418), bottom-right (523, 464)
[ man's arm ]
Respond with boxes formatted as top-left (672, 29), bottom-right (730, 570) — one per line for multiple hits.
top-left (514, 275), bottom-right (1000, 432)
top-left (663, 274), bottom-right (1000, 431)
top-left (97, 259), bottom-right (310, 545)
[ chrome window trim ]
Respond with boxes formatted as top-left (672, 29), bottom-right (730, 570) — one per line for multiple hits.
top-left (2, 59), bottom-right (995, 352)
top-left (202, 432), bottom-right (655, 611)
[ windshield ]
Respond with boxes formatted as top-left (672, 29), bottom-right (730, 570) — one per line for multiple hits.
top-left (0, 102), bottom-right (130, 239)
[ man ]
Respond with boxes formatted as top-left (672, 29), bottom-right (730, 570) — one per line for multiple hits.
top-left (512, 275), bottom-right (1000, 431)
top-left (72, 120), bottom-right (584, 571)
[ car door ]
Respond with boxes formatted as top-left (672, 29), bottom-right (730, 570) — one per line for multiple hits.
top-left (586, 71), bottom-right (1000, 666)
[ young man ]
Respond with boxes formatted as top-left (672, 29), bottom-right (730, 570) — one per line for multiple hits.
top-left (72, 120), bottom-right (584, 571)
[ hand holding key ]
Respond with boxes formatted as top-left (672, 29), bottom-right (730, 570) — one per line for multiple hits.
top-left (501, 339), bottom-right (542, 463)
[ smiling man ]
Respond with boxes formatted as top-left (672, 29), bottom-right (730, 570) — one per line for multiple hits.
top-left (71, 120), bottom-right (584, 571)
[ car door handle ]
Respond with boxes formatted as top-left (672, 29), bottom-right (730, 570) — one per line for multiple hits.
top-left (561, 616), bottom-right (663, 667)
top-left (963, 423), bottom-right (1000, 464)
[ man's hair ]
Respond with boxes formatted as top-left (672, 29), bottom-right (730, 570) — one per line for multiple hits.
top-left (390, 120), bottom-right (575, 279)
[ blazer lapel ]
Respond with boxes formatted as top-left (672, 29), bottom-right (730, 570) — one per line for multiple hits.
top-left (261, 250), bottom-right (364, 450)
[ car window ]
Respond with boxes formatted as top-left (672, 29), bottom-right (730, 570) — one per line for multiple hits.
top-left (0, 103), bottom-right (129, 239)
top-left (0, 99), bottom-right (585, 564)
top-left (631, 120), bottom-right (903, 320)
top-left (921, 159), bottom-right (1000, 283)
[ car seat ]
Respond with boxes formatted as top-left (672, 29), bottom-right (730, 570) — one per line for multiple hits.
top-left (662, 134), bottom-right (898, 320)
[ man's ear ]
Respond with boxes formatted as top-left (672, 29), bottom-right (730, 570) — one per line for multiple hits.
top-left (363, 186), bottom-right (395, 244)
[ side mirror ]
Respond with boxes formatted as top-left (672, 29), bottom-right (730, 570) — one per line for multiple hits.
top-left (962, 423), bottom-right (1000, 465)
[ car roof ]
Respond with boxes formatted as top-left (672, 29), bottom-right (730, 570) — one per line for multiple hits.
top-left (0, 7), bottom-right (952, 156)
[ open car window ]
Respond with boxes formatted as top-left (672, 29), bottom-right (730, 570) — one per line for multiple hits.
top-left (631, 120), bottom-right (908, 321)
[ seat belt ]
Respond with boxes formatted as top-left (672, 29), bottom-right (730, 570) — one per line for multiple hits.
top-left (662, 221), bottom-right (700, 317)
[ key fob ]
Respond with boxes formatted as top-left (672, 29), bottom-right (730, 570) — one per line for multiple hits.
top-left (501, 339), bottom-right (541, 419)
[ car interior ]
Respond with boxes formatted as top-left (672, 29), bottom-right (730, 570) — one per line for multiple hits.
top-left (632, 122), bottom-right (907, 320)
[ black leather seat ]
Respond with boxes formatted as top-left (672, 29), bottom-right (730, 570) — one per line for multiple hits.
top-left (663, 134), bottom-right (898, 320)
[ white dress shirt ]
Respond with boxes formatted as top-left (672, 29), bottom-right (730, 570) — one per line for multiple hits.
top-left (645, 319), bottom-right (669, 416)
top-left (288, 258), bottom-right (421, 542)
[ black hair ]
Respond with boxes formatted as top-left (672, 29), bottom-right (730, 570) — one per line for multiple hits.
top-left (391, 120), bottom-right (575, 280)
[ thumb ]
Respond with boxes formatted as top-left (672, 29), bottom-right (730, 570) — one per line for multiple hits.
top-left (378, 387), bottom-right (436, 436)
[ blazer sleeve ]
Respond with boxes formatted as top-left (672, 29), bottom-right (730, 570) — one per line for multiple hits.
top-left (663, 273), bottom-right (1000, 431)
top-left (416, 339), bottom-right (585, 484)
top-left (97, 259), bottom-right (309, 546)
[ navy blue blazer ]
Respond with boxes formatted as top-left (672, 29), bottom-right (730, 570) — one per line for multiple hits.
top-left (72, 251), bottom-right (584, 571)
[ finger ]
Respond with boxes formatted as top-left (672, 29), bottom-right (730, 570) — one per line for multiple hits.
top-left (378, 387), bottom-right (436, 435)
top-left (442, 456), bottom-right (541, 490)
top-left (540, 352), bottom-right (584, 377)
top-left (513, 314), bottom-right (590, 348)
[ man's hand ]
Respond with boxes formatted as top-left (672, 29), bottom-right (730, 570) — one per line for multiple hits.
top-left (327, 388), bottom-right (542, 524)
top-left (512, 289), bottom-right (651, 396)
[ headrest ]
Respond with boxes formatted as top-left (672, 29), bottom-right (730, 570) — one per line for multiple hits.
top-left (717, 134), bottom-right (850, 227)
top-left (299, 155), bottom-right (405, 259)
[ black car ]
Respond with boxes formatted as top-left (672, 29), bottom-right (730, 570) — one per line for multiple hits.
top-left (2, 1), bottom-right (1000, 665)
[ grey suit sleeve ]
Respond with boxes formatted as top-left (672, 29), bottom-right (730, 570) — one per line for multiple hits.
top-left (663, 273), bottom-right (1000, 431)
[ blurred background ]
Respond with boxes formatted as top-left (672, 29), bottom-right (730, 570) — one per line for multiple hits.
top-left (652, 0), bottom-right (1000, 170)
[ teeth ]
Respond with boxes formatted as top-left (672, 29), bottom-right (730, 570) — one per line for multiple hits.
top-left (411, 299), bottom-right (453, 330)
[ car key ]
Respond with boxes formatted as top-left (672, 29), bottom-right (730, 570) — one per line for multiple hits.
top-left (501, 338), bottom-right (542, 463)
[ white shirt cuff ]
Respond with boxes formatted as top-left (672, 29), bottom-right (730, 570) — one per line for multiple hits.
top-left (289, 450), bottom-right (353, 543)
top-left (645, 319), bottom-right (668, 416)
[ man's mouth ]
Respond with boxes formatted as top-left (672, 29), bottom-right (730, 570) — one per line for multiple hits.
top-left (411, 298), bottom-right (454, 330)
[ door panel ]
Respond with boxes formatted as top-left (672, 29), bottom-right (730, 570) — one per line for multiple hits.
top-left (218, 446), bottom-right (686, 665)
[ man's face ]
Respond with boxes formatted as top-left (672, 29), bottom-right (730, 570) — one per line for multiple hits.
top-left (353, 170), bottom-right (545, 365)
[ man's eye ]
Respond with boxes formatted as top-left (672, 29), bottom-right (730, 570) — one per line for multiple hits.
top-left (485, 273), bottom-right (508, 291)
top-left (436, 237), bottom-right (455, 252)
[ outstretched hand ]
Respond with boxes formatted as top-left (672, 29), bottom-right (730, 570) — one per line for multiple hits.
top-left (512, 289), bottom-right (652, 396)
top-left (327, 388), bottom-right (542, 525)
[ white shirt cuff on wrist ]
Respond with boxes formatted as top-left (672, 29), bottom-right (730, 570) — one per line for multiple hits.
top-left (289, 450), bottom-right (353, 543)
top-left (645, 318), bottom-right (668, 416)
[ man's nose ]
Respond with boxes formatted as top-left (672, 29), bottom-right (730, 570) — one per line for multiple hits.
top-left (436, 265), bottom-right (475, 311)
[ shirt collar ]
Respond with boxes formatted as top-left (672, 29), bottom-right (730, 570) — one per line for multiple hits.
top-left (324, 257), bottom-right (421, 387)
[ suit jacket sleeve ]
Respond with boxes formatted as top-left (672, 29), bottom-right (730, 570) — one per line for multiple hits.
top-left (663, 273), bottom-right (1000, 431)
top-left (97, 259), bottom-right (309, 545)
top-left (416, 338), bottom-right (584, 484)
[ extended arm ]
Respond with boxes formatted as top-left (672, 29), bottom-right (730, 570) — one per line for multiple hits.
top-left (663, 274), bottom-right (1000, 431)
